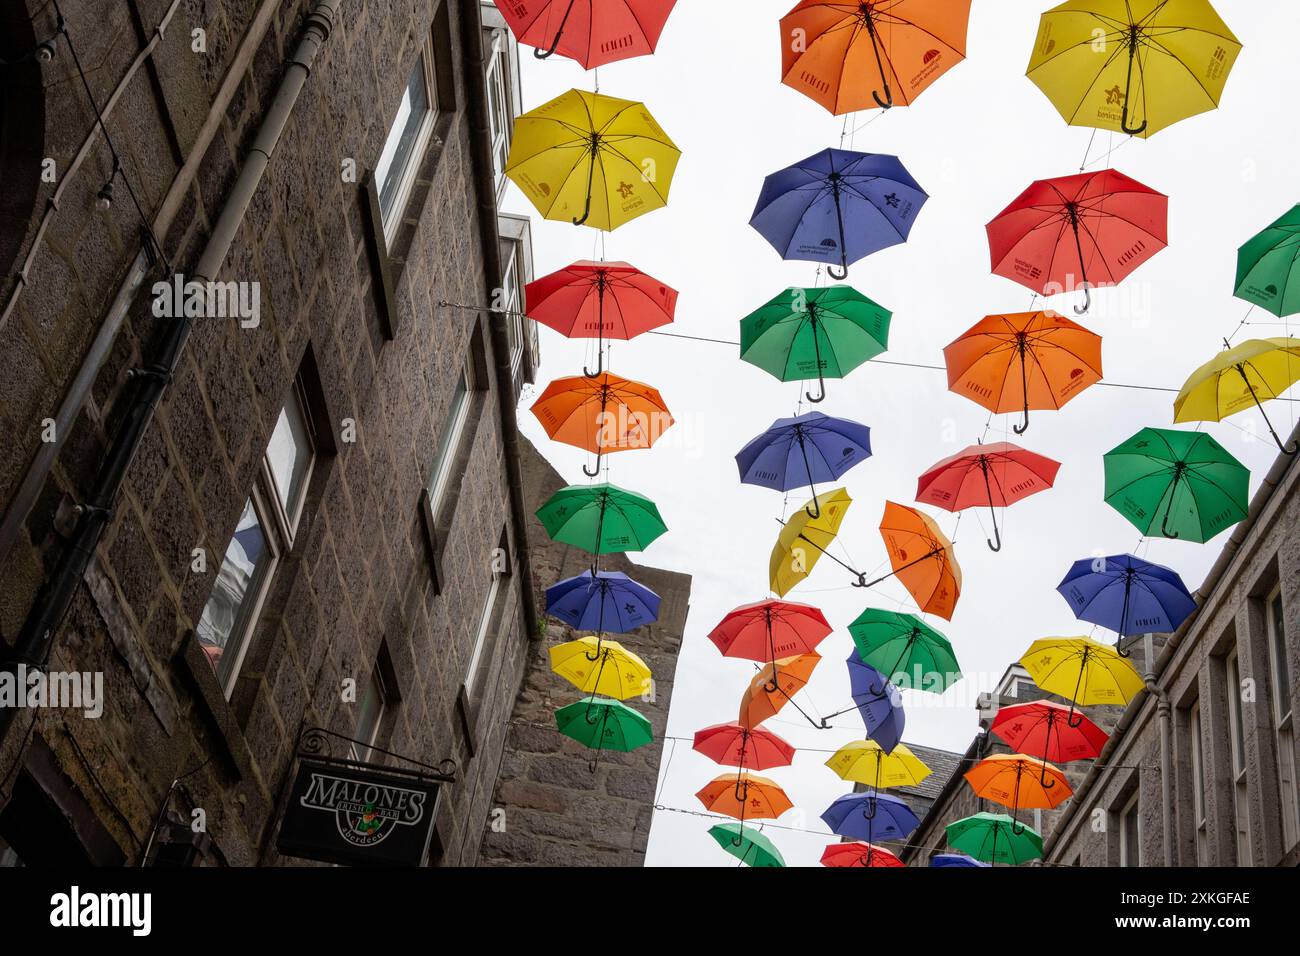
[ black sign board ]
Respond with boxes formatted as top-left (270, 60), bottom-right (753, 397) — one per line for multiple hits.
top-left (277, 759), bottom-right (440, 867)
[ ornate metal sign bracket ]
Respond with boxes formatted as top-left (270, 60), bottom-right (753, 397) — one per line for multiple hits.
top-left (295, 726), bottom-right (457, 784)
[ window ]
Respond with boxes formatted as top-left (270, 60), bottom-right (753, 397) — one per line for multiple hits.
top-left (1119, 793), bottom-right (1141, 866)
top-left (464, 534), bottom-right (511, 708)
top-left (1225, 649), bottom-right (1251, 864)
top-left (375, 42), bottom-right (437, 242)
top-left (350, 666), bottom-right (390, 763)
top-left (196, 385), bottom-right (316, 696)
top-left (428, 363), bottom-right (475, 517)
top-left (497, 213), bottom-right (535, 387)
top-left (1190, 701), bottom-right (1208, 865)
top-left (1267, 586), bottom-right (1298, 848)
top-left (484, 29), bottom-right (514, 193)
top-left (501, 246), bottom-right (524, 374)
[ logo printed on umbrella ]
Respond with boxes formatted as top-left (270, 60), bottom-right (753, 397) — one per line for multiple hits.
top-left (1105, 84), bottom-right (1125, 106)
top-left (884, 193), bottom-right (901, 208)
top-left (617, 181), bottom-right (635, 199)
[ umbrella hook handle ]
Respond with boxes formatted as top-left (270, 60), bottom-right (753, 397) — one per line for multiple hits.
top-left (1039, 763), bottom-right (1056, 789)
top-left (1010, 818), bottom-right (1026, 836)
top-left (1159, 506), bottom-right (1181, 540)
top-left (1073, 282), bottom-right (1091, 315)
top-left (827, 262), bottom-right (849, 281)
top-left (872, 87), bottom-right (894, 110)
top-left (1012, 405), bottom-right (1030, 435)
top-left (583, 353), bottom-right (603, 377)
top-left (533, 0), bottom-right (577, 59)
top-left (1116, 639), bottom-right (1132, 659)
top-left (572, 135), bottom-right (597, 226)
top-left (582, 451), bottom-right (602, 478)
top-left (1120, 106), bottom-right (1147, 136)
top-left (863, 797), bottom-right (879, 820)
top-left (805, 496), bottom-right (822, 519)
top-left (850, 572), bottom-right (869, 588)
top-left (806, 376), bottom-right (826, 405)
top-left (1013, 341), bottom-right (1030, 434)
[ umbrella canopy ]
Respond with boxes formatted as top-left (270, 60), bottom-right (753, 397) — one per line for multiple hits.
top-left (525, 260), bottom-right (677, 375)
top-left (736, 411), bottom-right (872, 515)
top-left (693, 722), bottom-right (796, 771)
top-left (1020, 636), bottom-right (1145, 719)
top-left (545, 570), bottom-right (661, 634)
top-left (739, 653), bottom-right (822, 728)
top-left (549, 637), bottom-right (652, 700)
top-left (825, 740), bottom-right (931, 789)
top-left (930, 853), bottom-right (989, 868)
top-left (1236, 205), bottom-right (1300, 318)
top-left (1026, 0), bottom-right (1241, 138)
top-left (531, 372), bottom-right (674, 474)
top-left (821, 841), bottom-right (904, 868)
top-left (1103, 427), bottom-right (1249, 542)
top-left (1174, 338), bottom-right (1300, 455)
top-left (916, 441), bottom-right (1061, 551)
top-left (822, 792), bottom-right (920, 842)
top-left (493, 0), bottom-right (678, 69)
top-left (1057, 553), bottom-right (1196, 648)
top-left (750, 148), bottom-right (928, 279)
top-left (696, 773), bottom-right (793, 822)
top-left (707, 823), bottom-right (786, 867)
top-left (986, 169), bottom-right (1167, 313)
top-left (944, 311), bottom-right (1103, 434)
top-left (506, 89), bottom-right (680, 231)
top-left (991, 700), bottom-right (1108, 764)
top-left (780, 0), bottom-right (972, 114)
top-left (536, 483), bottom-right (668, 556)
top-left (708, 599), bottom-right (832, 663)
top-left (555, 697), bottom-right (653, 752)
top-left (946, 812), bottom-right (1043, 865)
top-left (740, 285), bottom-right (891, 403)
top-left (847, 608), bottom-right (961, 693)
top-left (845, 655), bottom-right (906, 753)
top-left (874, 502), bottom-right (961, 620)
top-left (965, 753), bottom-right (1073, 811)
top-left (770, 488), bottom-right (853, 597)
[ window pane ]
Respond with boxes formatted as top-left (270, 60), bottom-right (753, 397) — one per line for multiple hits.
top-left (266, 397), bottom-right (312, 527)
top-left (376, 55), bottom-right (431, 225)
top-left (1123, 807), bottom-right (1139, 865)
top-left (353, 670), bottom-right (386, 761)
top-left (429, 371), bottom-right (470, 508)
top-left (197, 498), bottom-right (274, 690)
top-left (465, 573), bottom-right (503, 702)
top-left (1272, 594), bottom-right (1291, 719)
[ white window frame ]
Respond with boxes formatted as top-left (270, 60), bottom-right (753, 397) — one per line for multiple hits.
top-left (1225, 649), bottom-right (1251, 864)
top-left (500, 245), bottom-right (524, 377)
top-left (349, 666), bottom-right (390, 763)
top-left (1267, 585), bottom-right (1299, 848)
top-left (262, 381), bottom-right (315, 546)
top-left (484, 29), bottom-right (512, 194)
top-left (377, 40), bottom-right (438, 246)
top-left (1191, 700), bottom-right (1208, 865)
top-left (428, 359), bottom-right (476, 517)
top-left (463, 564), bottom-right (506, 705)
top-left (1119, 792), bottom-right (1141, 867)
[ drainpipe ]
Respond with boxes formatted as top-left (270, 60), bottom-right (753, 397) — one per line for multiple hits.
top-left (0, 0), bottom-right (342, 748)
top-left (458, 0), bottom-right (538, 642)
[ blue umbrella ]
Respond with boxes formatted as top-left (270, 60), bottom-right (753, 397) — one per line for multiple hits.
top-left (735, 411), bottom-right (872, 517)
top-left (822, 792), bottom-right (920, 842)
top-left (1057, 553), bottom-right (1196, 657)
top-left (930, 853), bottom-right (989, 868)
top-left (750, 149), bottom-right (928, 279)
top-left (810, 655), bottom-right (905, 753)
top-left (545, 570), bottom-right (661, 634)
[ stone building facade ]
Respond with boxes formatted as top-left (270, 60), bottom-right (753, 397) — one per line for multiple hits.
top-left (0, 0), bottom-right (552, 867)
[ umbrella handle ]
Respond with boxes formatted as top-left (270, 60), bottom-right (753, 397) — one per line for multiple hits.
top-left (533, 0), bottom-right (577, 59)
top-left (805, 496), bottom-right (822, 519)
top-left (1116, 638), bottom-right (1132, 659)
top-left (1012, 405), bottom-right (1029, 435)
top-left (805, 375), bottom-right (826, 405)
top-left (827, 262), bottom-right (849, 281)
top-left (583, 354), bottom-right (603, 377)
top-left (1073, 282), bottom-right (1091, 315)
top-left (1120, 106), bottom-right (1147, 136)
top-left (1159, 508), bottom-right (1181, 540)
top-left (1013, 343), bottom-right (1030, 434)
top-left (1010, 817), bottom-right (1026, 836)
top-left (873, 86), bottom-right (893, 110)
top-left (1039, 763), bottom-right (1056, 789)
top-left (582, 451), bottom-right (602, 478)
top-left (850, 572), bottom-right (869, 588)
top-left (863, 797), bottom-right (878, 820)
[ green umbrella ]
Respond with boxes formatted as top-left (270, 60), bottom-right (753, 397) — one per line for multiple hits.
top-left (536, 483), bottom-right (668, 557)
top-left (707, 823), bottom-right (786, 867)
top-left (1103, 428), bottom-right (1248, 543)
top-left (739, 286), bottom-right (891, 403)
top-left (555, 697), bottom-right (652, 772)
top-left (945, 812), bottom-right (1042, 865)
top-left (847, 608), bottom-right (961, 694)
top-left (1235, 204), bottom-right (1300, 317)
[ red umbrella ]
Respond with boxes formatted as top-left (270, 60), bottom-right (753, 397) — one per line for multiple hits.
top-left (708, 600), bottom-right (832, 667)
top-left (525, 260), bottom-right (677, 375)
top-left (820, 841), bottom-right (904, 868)
top-left (991, 700), bottom-right (1108, 766)
top-left (493, 0), bottom-right (678, 69)
top-left (986, 169), bottom-right (1167, 314)
top-left (916, 442), bottom-right (1061, 552)
top-left (693, 722), bottom-right (796, 771)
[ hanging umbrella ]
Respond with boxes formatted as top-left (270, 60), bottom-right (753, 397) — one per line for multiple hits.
top-left (930, 852), bottom-right (989, 868)
top-left (526, 260), bottom-right (677, 375)
top-left (825, 740), bottom-right (931, 789)
top-left (1056, 553), bottom-right (1196, 655)
top-left (707, 823), bottom-right (786, 867)
top-left (916, 442), bottom-right (1061, 551)
top-left (740, 285), bottom-right (891, 403)
top-left (770, 488), bottom-right (853, 597)
top-left (696, 773), bottom-right (793, 822)
top-left (545, 569), bottom-right (661, 633)
top-left (1174, 338), bottom-right (1300, 455)
top-left (965, 754), bottom-right (1074, 830)
top-left (493, 0), bottom-right (679, 68)
top-left (736, 411), bottom-right (872, 517)
top-left (991, 700), bottom-right (1108, 766)
top-left (986, 170), bottom-right (1167, 313)
top-left (1020, 636), bottom-right (1145, 726)
top-left (847, 608), bottom-right (961, 694)
top-left (863, 502), bottom-right (961, 621)
top-left (555, 697), bottom-right (653, 772)
top-left (750, 148), bottom-right (928, 279)
top-left (1103, 427), bottom-right (1249, 542)
top-left (1026, 0), bottom-right (1241, 138)
top-left (536, 483), bottom-right (668, 558)
top-left (531, 372), bottom-right (674, 475)
top-left (1236, 205), bottom-right (1300, 318)
top-left (945, 812), bottom-right (1043, 865)
top-left (549, 636), bottom-right (652, 699)
top-left (738, 652), bottom-right (822, 728)
top-left (506, 89), bottom-right (681, 230)
top-left (839, 655), bottom-right (905, 750)
top-left (944, 311), bottom-right (1103, 434)
top-left (822, 792), bottom-right (920, 842)
top-left (693, 722), bottom-right (796, 772)
top-left (820, 842), bottom-right (904, 868)
top-left (708, 600), bottom-right (832, 672)
top-left (779, 0), bottom-right (972, 113)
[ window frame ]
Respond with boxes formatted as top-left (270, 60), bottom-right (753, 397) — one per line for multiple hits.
top-left (1118, 792), bottom-right (1141, 867)
top-left (464, 563), bottom-right (506, 706)
top-left (349, 666), bottom-right (390, 763)
top-left (376, 40), bottom-right (438, 246)
top-left (427, 358), bottom-right (477, 519)
top-left (261, 380), bottom-right (316, 547)
top-left (484, 29), bottom-right (513, 193)
top-left (1225, 648), bottom-right (1252, 864)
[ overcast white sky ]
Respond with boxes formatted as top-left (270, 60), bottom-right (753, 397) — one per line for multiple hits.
top-left (500, 0), bottom-right (1300, 866)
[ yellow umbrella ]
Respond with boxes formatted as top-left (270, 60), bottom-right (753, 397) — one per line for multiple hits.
top-left (1020, 637), bottom-right (1144, 726)
top-left (1026, 0), bottom-right (1241, 138)
top-left (1174, 338), bottom-right (1300, 454)
top-left (769, 488), bottom-right (852, 597)
top-left (549, 636), bottom-right (651, 700)
top-left (825, 740), bottom-right (931, 789)
top-left (505, 88), bottom-right (681, 231)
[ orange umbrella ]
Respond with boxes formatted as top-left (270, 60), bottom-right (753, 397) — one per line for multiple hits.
top-left (738, 652), bottom-right (822, 728)
top-left (965, 753), bottom-right (1073, 820)
top-left (779, 1), bottom-right (973, 114)
top-left (530, 372), bottom-right (673, 476)
top-left (857, 502), bottom-right (961, 620)
top-left (944, 311), bottom-right (1102, 435)
top-left (695, 772), bottom-right (793, 823)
